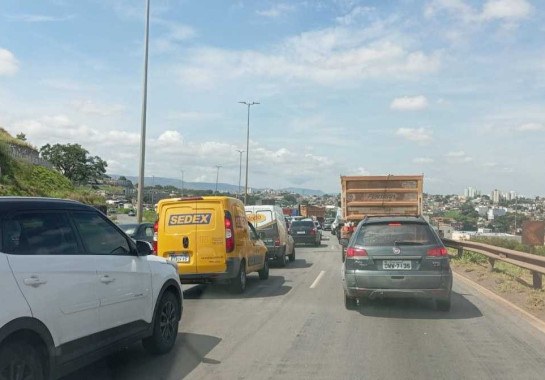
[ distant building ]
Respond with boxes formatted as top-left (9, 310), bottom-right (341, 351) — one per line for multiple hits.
top-left (491, 189), bottom-right (501, 204)
top-left (476, 206), bottom-right (489, 217)
top-left (487, 207), bottom-right (507, 221)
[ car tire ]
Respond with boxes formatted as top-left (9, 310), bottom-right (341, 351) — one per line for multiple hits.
top-left (142, 291), bottom-right (180, 355)
top-left (278, 249), bottom-right (287, 268)
top-left (258, 259), bottom-right (269, 280)
top-left (344, 292), bottom-right (357, 310)
top-left (288, 247), bottom-right (296, 262)
top-left (230, 261), bottom-right (247, 293)
top-left (0, 340), bottom-right (46, 380)
top-left (436, 298), bottom-right (451, 312)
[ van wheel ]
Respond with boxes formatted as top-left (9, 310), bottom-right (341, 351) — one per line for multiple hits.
top-left (0, 340), bottom-right (46, 380)
top-left (230, 261), bottom-right (247, 293)
top-left (288, 247), bottom-right (295, 262)
top-left (142, 291), bottom-right (180, 355)
top-left (258, 260), bottom-right (269, 280)
top-left (278, 249), bottom-right (287, 268)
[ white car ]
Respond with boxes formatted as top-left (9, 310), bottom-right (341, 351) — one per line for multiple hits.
top-left (0, 197), bottom-right (183, 379)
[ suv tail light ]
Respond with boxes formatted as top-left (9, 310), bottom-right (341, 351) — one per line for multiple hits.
top-left (225, 211), bottom-right (235, 253)
top-left (274, 238), bottom-right (281, 247)
top-left (152, 220), bottom-right (158, 255)
top-left (309, 228), bottom-right (317, 236)
top-left (346, 247), bottom-right (368, 257)
top-left (427, 247), bottom-right (448, 257)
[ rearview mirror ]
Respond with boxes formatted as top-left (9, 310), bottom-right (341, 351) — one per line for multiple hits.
top-left (136, 240), bottom-right (153, 256)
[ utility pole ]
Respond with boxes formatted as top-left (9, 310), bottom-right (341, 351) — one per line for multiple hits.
top-left (236, 149), bottom-right (244, 199)
top-left (215, 165), bottom-right (222, 194)
top-left (136, 0), bottom-right (151, 223)
top-left (238, 101), bottom-right (259, 204)
top-left (181, 170), bottom-right (184, 197)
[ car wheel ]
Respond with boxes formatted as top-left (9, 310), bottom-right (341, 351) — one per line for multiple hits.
top-left (143, 291), bottom-right (180, 355)
top-left (288, 247), bottom-right (296, 262)
top-left (278, 249), bottom-right (287, 268)
top-left (436, 297), bottom-right (451, 312)
top-left (0, 340), bottom-right (46, 380)
top-left (230, 261), bottom-right (247, 293)
top-left (344, 292), bottom-right (357, 310)
top-left (258, 259), bottom-right (269, 280)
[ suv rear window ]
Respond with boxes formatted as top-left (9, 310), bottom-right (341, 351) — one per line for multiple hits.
top-left (354, 222), bottom-right (438, 247)
top-left (291, 221), bottom-right (314, 228)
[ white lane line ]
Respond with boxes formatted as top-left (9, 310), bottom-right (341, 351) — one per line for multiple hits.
top-left (310, 270), bottom-right (326, 289)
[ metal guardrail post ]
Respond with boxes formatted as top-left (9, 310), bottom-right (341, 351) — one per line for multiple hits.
top-left (457, 246), bottom-right (463, 258)
top-left (533, 272), bottom-right (543, 289)
top-left (488, 258), bottom-right (495, 272)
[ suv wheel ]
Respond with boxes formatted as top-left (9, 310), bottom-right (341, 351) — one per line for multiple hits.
top-left (143, 291), bottom-right (180, 355)
top-left (0, 340), bottom-right (45, 380)
top-left (344, 292), bottom-right (357, 310)
top-left (288, 247), bottom-right (295, 262)
top-left (436, 297), bottom-right (451, 312)
top-left (258, 259), bottom-right (269, 280)
top-left (230, 261), bottom-right (247, 293)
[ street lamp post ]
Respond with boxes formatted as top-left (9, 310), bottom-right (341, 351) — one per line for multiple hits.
top-left (215, 165), bottom-right (222, 194)
top-left (235, 149), bottom-right (244, 199)
top-left (238, 101), bottom-right (259, 204)
top-left (136, 0), bottom-right (151, 223)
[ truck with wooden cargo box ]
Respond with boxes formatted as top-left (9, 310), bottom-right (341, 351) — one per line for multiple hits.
top-left (339, 175), bottom-right (424, 260)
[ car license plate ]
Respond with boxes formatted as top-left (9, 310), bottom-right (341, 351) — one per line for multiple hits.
top-left (171, 253), bottom-right (190, 263)
top-left (383, 260), bottom-right (411, 270)
top-left (297, 231), bottom-right (305, 235)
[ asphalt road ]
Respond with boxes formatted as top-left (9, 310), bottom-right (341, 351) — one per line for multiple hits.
top-left (65, 232), bottom-right (545, 380)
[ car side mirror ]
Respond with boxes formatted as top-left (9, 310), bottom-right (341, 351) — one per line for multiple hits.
top-left (136, 240), bottom-right (153, 256)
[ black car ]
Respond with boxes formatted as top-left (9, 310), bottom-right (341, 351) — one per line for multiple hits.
top-left (118, 223), bottom-right (154, 243)
top-left (289, 220), bottom-right (321, 246)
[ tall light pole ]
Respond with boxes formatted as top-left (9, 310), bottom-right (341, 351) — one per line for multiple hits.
top-left (238, 101), bottom-right (259, 204)
top-left (236, 149), bottom-right (244, 199)
top-left (136, 0), bottom-right (151, 223)
top-left (215, 165), bottom-right (222, 194)
top-left (180, 170), bottom-right (184, 197)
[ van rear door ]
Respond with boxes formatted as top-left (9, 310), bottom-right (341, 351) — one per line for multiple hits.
top-left (162, 200), bottom-right (198, 274)
top-left (196, 200), bottom-right (227, 274)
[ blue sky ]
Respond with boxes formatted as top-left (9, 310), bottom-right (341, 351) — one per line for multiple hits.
top-left (1, 0), bottom-right (544, 196)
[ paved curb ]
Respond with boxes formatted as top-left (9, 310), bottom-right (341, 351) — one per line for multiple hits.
top-left (454, 271), bottom-right (545, 335)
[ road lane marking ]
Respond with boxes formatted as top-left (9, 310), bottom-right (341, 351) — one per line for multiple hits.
top-left (454, 272), bottom-right (545, 335)
top-left (310, 270), bottom-right (326, 289)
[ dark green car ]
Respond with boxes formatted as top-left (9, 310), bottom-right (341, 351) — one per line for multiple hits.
top-left (342, 216), bottom-right (452, 311)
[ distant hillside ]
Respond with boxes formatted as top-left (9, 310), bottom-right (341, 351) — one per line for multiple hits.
top-left (110, 175), bottom-right (324, 196)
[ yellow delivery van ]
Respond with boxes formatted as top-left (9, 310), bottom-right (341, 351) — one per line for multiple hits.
top-left (155, 196), bottom-right (269, 293)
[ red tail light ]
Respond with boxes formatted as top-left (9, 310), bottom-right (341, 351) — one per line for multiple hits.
top-left (346, 247), bottom-right (368, 257)
top-left (309, 228), bottom-right (317, 236)
top-left (225, 211), bottom-right (235, 253)
top-left (152, 220), bottom-right (158, 255)
top-left (274, 238), bottom-right (281, 247)
top-left (427, 247), bottom-right (448, 257)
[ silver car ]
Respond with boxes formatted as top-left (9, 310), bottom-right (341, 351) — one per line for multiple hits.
top-left (342, 216), bottom-right (452, 311)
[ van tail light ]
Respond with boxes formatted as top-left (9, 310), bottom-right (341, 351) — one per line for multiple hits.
top-left (225, 211), bottom-right (235, 253)
top-left (346, 247), bottom-right (368, 257)
top-left (152, 220), bottom-right (158, 255)
top-left (274, 238), bottom-right (281, 247)
top-left (427, 247), bottom-right (448, 257)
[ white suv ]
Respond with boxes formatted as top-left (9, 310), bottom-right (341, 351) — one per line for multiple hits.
top-left (0, 197), bottom-right (183, 379)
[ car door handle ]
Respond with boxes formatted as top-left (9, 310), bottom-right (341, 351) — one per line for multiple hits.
top-left (23, 276), bottom-right (47, 287)
top-left (100, 275), bottom-right (115, 284)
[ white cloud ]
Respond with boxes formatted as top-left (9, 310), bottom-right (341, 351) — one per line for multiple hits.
top-left (515, 122), bottom-right (545, 132)
top-left (425, 0), bottom-right (532, 23)
top-left (396, 127), bottom-right (433, 143)
top-left (5, 13), bottom-right (75, 22)
top-left (40, 79), bottom-right (84, 91)
top-left (153, 20), bottom-right (196, 53)
top-left (445, 150), bottom-right (473, 163)
top-left (481, 0), bottom-right (532, 21)
top-left (413, 157), bottom-right (434, 164)
top-left (256, 4), bottom-right (295, 18)
top-left (390, 95), bottom-right (429, 111)
top-left (335, 6), bottom-right (374, 25)
top-left (0, 48), bottom-right (19, 76)
top-left (71, 100), bottom-right (125, 116)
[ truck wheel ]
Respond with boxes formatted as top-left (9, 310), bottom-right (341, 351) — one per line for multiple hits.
top-left (142, 291), bottom-right (180, 355)
top-left (258, 260), bottom-right (269, 280)
top-left (0, 340), bottom-right (46, 380)
top-left (288, 247), bottom-right (296, 262)
top-left (230, 261), bottom-right (247, 293)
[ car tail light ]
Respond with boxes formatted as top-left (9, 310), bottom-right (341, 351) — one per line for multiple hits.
top-left (309, 228), bottom-right (316, 235)
top-left (225, 211), bottom-right (235, 253)
top-left (274, 238), bottom-right (281, 247)
top-left (152, 219), bottom-right (158, 255)
top-left (346, 247), bottom-right (368, 257)
top-left (388, 223), bottom-right (401, 227)
top-left (427, 247), bottom-right (448, 257)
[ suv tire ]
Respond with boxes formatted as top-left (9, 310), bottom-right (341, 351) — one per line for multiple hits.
top-left (344, 292), bottom-right (357, 310)
top-left (258, 260), bottom-right (269, 280)
top-left (230, 261), bottom-right (247, 293)
top-left (142, 291), bottom-right (180, 355)
top-left (0, 340), bottom-right (46, 380)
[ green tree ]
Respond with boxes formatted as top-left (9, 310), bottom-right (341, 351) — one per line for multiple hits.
top-left (16, 133), bottom-right (26, 141)
top-left (40, 143), bottom-right (107, 184)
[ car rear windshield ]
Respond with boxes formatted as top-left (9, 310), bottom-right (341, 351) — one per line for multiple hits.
top-left (257, 223), bottom-right (279, 238)
top-left (291, 221), bottom-right (314, 228)
top-left (354, 222), bottom-right (438, 247)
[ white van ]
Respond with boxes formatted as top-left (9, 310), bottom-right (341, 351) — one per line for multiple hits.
top-left (245, 205), bottom-right (295, 266)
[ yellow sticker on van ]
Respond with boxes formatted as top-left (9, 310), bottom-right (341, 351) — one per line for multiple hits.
top-left (247, 213), bottom-right (266, 223)
top-left (168, 213), bottom-right (212, 225)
